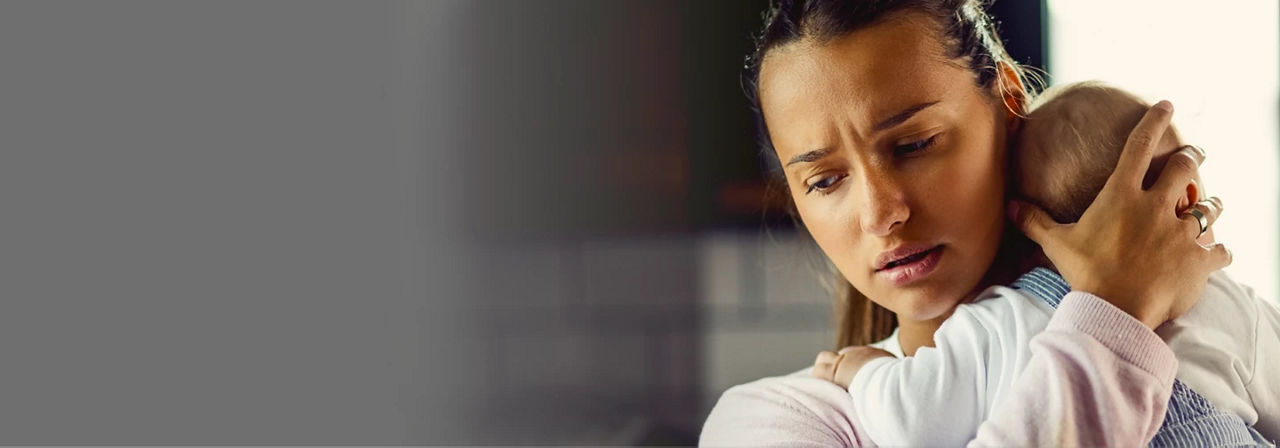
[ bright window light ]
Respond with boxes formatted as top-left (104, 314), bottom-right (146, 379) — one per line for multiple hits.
top-left (1048, 0), bottom-right (1280, 303)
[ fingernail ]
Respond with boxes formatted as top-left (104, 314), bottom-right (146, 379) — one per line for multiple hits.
top-left (1154, 100), bottom-right (1173, 111)
top-left (1185, 144), bottom-right (1207, 161)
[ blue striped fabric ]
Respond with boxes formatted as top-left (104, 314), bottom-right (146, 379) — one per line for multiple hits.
top-left (1011, 267), bottom-right (1268, 447)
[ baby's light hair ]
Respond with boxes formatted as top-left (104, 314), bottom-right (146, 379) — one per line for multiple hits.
top-left (1014, 81), bottom-right (1167, 223)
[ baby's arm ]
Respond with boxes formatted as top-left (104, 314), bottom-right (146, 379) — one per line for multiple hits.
top-left (844, 305), bottom-right (1007, 447)
top-left (810, 346), bottom-right (893, 388)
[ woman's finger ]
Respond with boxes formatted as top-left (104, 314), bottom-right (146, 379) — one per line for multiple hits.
top-left (1181, 144), bottom-right (1208, 165)
top-left (1193, 196), bottom-right (1224, 228)
top-left (1180, 207), bottom-right (1211, 240)
top-left (1184, 197), bottom-right (1224, 247)
top-left (1110, 101), bottom-right (1174, 191)
top-left (1152, 146), bottom-right (1205, 206)
top-left (1008, 200), bottom-right (1059, 247)
top-left (1204, 242), bottom-right (1234, 271)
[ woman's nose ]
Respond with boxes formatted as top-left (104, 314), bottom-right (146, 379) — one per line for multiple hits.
top-left (857, 171), bottom-right (910, 236)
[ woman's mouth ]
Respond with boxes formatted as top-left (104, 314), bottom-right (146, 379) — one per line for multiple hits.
top-left (875, 244), bottom-right (944, 286)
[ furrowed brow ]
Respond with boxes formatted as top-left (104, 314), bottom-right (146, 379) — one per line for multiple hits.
top-left (873, 101), bottom-right (939, 132)
top-left (786, 147), bottom-right (834, 167)
top-left (784, 101), bottom-right (939, 168)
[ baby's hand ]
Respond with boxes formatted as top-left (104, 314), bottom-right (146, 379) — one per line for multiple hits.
top-left (811, 346), bottom-right (895, 388)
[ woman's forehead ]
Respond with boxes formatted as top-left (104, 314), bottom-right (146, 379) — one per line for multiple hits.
top-left (757, 14), bottom-right (975, 144)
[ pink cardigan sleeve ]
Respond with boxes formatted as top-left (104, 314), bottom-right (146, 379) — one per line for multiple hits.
top-left (699, 292), bottom-right (1179, 447)
top-left (966, 292), bottom-right (1178, 446)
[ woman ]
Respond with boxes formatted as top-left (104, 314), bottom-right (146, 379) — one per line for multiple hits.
top-left (701, 0), bottom-right (1232, 445)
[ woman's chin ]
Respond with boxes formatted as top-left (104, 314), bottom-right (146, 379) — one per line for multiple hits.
top-left (862, 272), bottom-right (973, 322)
top-left (895, 290), bottom-right (964, 323)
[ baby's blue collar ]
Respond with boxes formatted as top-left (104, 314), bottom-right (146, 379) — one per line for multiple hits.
top-left (1011, 267), bottom-right (1072, 308)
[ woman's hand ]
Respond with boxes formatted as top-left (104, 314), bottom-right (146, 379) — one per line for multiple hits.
top-left (1009, 101), bottom-right (1231, 329)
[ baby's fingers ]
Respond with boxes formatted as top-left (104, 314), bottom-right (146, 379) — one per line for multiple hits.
top-left (811, 350), bottom-right (842, 381)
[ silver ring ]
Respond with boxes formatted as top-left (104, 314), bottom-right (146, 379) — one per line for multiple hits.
top-left (1186, 208), bottom-right (1208, 238)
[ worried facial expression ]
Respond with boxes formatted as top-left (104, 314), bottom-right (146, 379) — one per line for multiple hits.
top-left (758, 14), bottom-right (1013, 323)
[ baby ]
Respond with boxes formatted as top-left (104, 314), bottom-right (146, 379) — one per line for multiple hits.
top-left (810, 82), bottom-right (1280, 446)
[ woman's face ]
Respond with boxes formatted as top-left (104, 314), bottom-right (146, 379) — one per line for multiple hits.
top-left (758, 14), bottom-right (1012, 323)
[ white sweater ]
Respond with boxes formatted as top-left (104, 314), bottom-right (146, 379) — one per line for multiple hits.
top-left (850, 270), bottom-right (1280, 447)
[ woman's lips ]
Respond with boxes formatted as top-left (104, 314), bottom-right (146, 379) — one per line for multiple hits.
top-left (876, 245), bottom-right (944, 286)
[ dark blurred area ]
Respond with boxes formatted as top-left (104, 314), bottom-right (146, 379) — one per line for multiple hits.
top-left (0, 0), bottom-right (1044, 445)
top-left (453, 0), bottom-right (779, 239)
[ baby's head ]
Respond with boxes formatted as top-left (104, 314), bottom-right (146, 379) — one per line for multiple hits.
top-left (1014, 82), bottom-right (1194, 224)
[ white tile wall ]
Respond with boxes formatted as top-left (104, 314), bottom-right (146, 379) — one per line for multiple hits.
top-left (697, 230), bottom-right (840, 414)
top-left (462, 230), bottom-right (839, 442)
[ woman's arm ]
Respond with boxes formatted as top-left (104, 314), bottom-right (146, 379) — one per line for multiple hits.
top-left (1002, 102), bottom-right (1233, 443)
top-left (699, 371), bottom-right (869, 447)
top-left (699, 292), bottom-right (1176, 447)
top-left (968, 292), bottom-right (1177, 446)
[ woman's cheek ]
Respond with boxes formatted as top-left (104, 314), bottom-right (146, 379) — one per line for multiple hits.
top-left (942, 142), bottom-right (1007, 262)
top-left (949, 158), bottom-right (1002, 221)
top-left (796, 193), bottom-right (873, 290)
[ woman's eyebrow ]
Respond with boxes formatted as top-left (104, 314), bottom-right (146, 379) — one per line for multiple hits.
top-left (873, 101), bottom-right (940, 132)
top-left (785, 101), bottom-right (940, 168)
top-left (786, 147), bottom-right (834, 167)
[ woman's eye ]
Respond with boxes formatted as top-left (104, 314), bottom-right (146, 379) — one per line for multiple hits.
top-left (893, 135), bottom-right (938, 157)
top-left (805, 174), bottom-right (845, 195)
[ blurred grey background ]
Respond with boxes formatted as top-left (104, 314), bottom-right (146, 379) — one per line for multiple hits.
top-left (0, 0), bottom-right (1272, 445)
top-left (2, 0), bottom-right (805, 444)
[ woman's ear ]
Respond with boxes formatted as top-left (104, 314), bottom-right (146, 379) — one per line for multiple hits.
top-left (995, 61), bottom-right (1026, 134)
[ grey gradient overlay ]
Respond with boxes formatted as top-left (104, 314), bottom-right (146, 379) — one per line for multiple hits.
top-left (0, 0), bottom-right (739, 444)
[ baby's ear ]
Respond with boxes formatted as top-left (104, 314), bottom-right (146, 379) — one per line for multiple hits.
top-left (1175, 178), bottom-right (1201, 215)
top-left (1147, 145), bottom-right (1203, 212)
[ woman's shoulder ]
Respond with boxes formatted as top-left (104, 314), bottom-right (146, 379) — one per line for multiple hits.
top-left (712, 367), bottom-right (848, 415)
top-left (700, 368), bottom-right (869, 447)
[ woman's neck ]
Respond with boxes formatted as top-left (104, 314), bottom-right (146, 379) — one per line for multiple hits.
top-left (894, 235), bottom-right (1038, 356)
top-left (896, 311), bottom-right (952, 356)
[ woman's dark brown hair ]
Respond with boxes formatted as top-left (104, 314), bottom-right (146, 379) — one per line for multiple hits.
top-left (743, 0), bottom-right (1037, 348)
